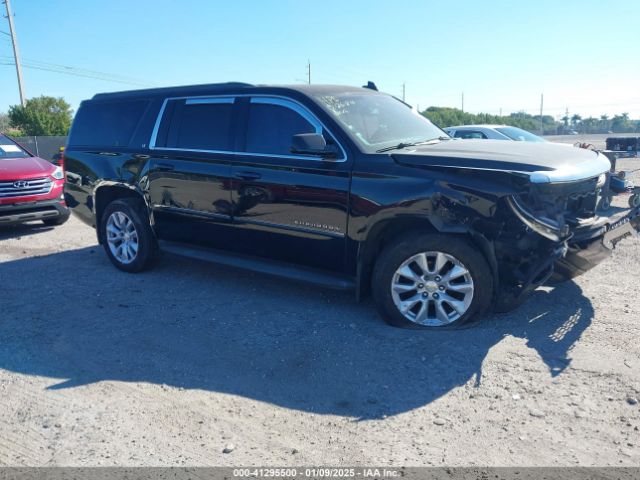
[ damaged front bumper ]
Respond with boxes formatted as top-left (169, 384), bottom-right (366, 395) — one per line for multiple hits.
top-left (494, 201), bottom-right (639, 311)
top-left (554, 207), bottom-right (640, 280)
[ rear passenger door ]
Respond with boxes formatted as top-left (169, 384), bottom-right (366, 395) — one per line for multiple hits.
top-left (230, 96), bottom-right (351, 273)
top-left (148, 97), bottom-right (237, 249)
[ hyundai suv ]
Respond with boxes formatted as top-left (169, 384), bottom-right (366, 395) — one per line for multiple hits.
top-left (0, 133), bottom-right (69, 227)
top-left (63, 83), bottom-right (639, 329)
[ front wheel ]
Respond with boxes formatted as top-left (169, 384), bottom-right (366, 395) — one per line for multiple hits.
top-left (100, 198), bottom-right (158, 273)
top-left (372, 234), bottom-right (493, 329)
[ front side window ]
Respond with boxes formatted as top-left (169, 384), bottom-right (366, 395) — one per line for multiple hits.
top-left (168, 100), bottom-right (234, 151)
top-left (0, 134), bottom-right (29, 159)
top-left (313, 92), bottom-right (444, 153)
top-left (245, 101), bottom-right (316, 155)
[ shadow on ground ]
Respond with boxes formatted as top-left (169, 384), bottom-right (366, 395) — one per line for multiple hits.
top-left (0, 247), bottom-right (593, 419)
top-left (0, 222), bottom-right (54, 241)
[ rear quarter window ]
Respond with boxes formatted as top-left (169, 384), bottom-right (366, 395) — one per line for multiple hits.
top-left (69, 99), bottom-right (150, 147)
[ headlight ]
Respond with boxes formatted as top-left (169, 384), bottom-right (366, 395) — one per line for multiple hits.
top-left (506, 196), bottom-right (569, 242)
top-left (596, 173), bottom-right (607, 187)
top-left (51, 166), bottom-right (64, 180)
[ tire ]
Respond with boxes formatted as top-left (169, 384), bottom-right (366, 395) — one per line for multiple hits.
top-left (100, 198), bottom-right (158, 273)
top-left (372, 233), bottom-right (493, 329)
top-left (42, 213), bottom-right (69, 226)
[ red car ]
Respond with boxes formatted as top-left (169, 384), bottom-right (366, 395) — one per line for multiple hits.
top-left (0, 133), bottom-right (70, 227)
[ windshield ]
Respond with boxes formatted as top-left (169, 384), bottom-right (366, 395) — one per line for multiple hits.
top-left (0, 134), bottom-right (30, 159)
top-left (313, 92), bottom-right (446, 152)
top-left (495, 126), bottom-right (545, 142)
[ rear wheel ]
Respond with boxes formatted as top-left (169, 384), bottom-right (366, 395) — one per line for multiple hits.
top-left (372, 234), bottom-right (493, 329)
top-left (100, 198), bottom-right (157, 272)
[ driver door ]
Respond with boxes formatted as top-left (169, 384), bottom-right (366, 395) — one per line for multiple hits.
top-left (229, 96), bottom-right (351, 273)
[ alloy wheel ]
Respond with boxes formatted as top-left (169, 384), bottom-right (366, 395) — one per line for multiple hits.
top-left (106, 211), bottom-right (139, 265)
top-left (391, 251), bottom-right (475, 326)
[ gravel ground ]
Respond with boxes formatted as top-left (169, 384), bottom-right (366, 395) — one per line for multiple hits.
top-left (0, 158), bottom-right (639, 467)
top-left (545, 133), bottom-right (638, 150)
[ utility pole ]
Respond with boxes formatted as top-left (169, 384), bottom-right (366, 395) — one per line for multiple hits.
top-left (306, 60), bottom-right (311, 85)
top-left (3, 0), bottom-right (25, 106)
top-left (539, 93), bottom-right (544, 135)
top-left (461, 92), bottom-right (464, 113)
top-left (402, 82), bottom-right (406, 102)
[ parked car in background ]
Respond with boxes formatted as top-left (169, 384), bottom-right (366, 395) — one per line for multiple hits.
top-left (444, 125), bottom-right (546, 142)
top-left (0, 133), bottom-right (70, 227)
top-left (64, 83), bottom-right (638, 329)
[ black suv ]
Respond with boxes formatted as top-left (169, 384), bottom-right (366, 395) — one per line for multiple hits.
top-left (64, 82), bottom-right (639, 329)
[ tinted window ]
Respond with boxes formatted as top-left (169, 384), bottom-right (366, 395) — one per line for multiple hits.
top-left (70, 100), bottom-right (149, 147)
top-left (169, 102), bottom-right (233, 151)
top-left (246, 102), bottom-right (315, 155)
top-left (454, 130), bottom-right (487, 139)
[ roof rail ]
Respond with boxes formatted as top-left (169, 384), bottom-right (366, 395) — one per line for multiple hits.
top-left (92, 82), bottom-right (255, 100)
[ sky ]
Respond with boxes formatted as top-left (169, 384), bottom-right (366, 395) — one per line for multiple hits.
top-left (1, 0), bottom-right (639, 119)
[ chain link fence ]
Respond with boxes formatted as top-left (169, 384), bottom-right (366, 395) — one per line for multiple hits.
top-left (12, 136), bottom-right (68, 162)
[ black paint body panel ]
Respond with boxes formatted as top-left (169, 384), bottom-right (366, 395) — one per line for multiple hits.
top-left (63, 83), bottom-right (630, 299)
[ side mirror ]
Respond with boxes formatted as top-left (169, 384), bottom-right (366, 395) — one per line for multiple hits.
top-left (291, 133), bottom-right (339, 159)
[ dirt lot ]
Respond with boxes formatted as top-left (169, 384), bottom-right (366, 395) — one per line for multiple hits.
top-left (546, 133), bottom-right (638, 150)
top-left (0, 157), bottom-right (639, 467)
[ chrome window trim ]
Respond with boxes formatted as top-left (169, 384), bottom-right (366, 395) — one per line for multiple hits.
top-left (186, 97), bottom-right (235, 105)
top-left (148, 98), bottom-right (169, 149)
top-left (148, 94), bottom-right (348, 163)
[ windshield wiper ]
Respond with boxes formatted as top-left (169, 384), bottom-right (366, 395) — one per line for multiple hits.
top-left (375, 137), bottom-right (450, 153)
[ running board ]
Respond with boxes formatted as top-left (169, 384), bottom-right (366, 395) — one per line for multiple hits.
top-left (158, 240), bottom-right (355, 291)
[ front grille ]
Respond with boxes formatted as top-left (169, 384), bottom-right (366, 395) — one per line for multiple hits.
top-left (526, 178), bottom-right (599, 220)
top-left (0, 177), bottom-right (53, 198)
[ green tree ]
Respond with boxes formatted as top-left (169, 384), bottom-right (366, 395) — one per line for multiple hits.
top-left (8, 96), bottom-right (73, 136)
top-left (611, 113), bottom-right (632, 133)
top-left (570, 114), bottom-right (582, 131)
top-left (0, 113), bottom-right (10, 131)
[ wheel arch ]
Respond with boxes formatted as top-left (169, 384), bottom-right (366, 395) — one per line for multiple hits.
top-left (355, 216), bottom-right (498, 301)
top-left (94, 183), bottom-right (148, 244)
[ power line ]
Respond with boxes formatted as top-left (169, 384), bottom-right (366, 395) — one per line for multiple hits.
top-left (3, 0), bottom-right (25, 106)
top-left (0, 56), bottom-right (153, 87)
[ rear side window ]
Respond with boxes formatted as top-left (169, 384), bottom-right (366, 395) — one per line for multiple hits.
top-left (165, 100), bottom-right (233, 151)
top-left (246, 102), bottom-right (316, 155)
top-left (70, 100), bottom-right (149, 147)
top-left (454, 130), bottom-right (487, 139)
